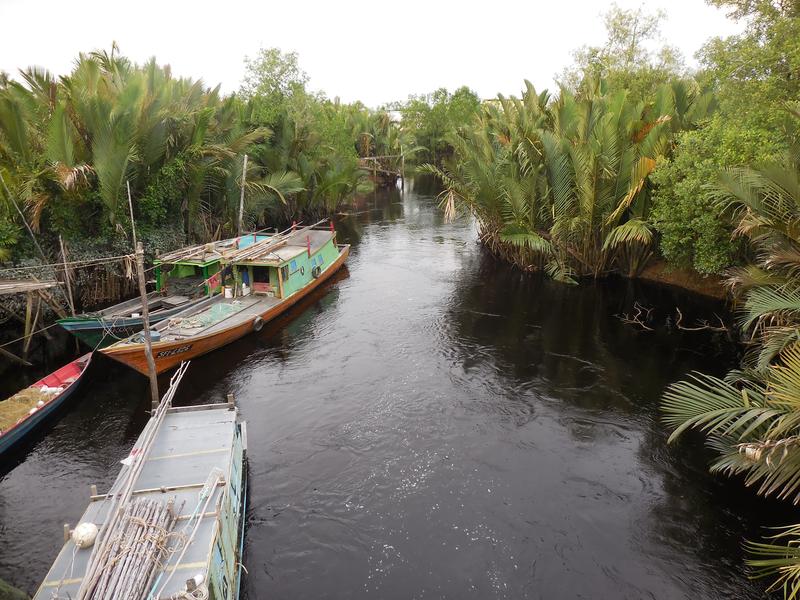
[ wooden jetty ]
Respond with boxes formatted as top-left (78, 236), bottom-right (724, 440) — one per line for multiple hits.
top-left (0, 279), bottom-right (66, 365)
top-left (33, 364), bottom-right (248, 600)
top-left (359, 154), bottom-right (405, 187)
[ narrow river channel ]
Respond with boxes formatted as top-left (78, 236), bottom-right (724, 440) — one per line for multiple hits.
top-left (0, 178), bottom-right (791, 599)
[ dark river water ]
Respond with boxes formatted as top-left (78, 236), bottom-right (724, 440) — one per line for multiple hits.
top-left (0, 179), bottom-right (791, 599)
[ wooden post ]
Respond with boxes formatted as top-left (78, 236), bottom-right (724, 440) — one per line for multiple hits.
top-left (59, 235), bottom-right (76, 317)
top-left (136, 242), bottom-right (160, 411)
top-left (238, 154), bottom-right (248, 236)
top-left (277, 266), bottom-right (284, 299)
top-left (127, 182), bottom-right (160, 410)
top-left (23, 295), bottom-right (41, 359)
top-left (22, 292), bottom-right (33, 362)
top-left (227, 393), bottom-right (235, 410)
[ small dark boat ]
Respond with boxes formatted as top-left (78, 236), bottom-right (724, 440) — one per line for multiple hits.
top-left (57, 293), bottom-right (200, 348)
top-left (0, 352), bottom-right (92, 455)
top-left (58, 237), bottom-right (237, 349)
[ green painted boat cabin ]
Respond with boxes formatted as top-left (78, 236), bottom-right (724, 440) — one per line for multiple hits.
top-left (225, 229), bottom-right (340, 299)
top-left (154, 238), bottom-right (240, 296)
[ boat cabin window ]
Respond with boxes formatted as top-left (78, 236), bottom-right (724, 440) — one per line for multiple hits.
top-left (252, 267), bottom-right (270, 283)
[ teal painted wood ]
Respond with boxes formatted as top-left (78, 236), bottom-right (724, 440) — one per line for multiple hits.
top-left (280, 237), bottom-right (341, 298)
top-left (58, 296), bottom-right (210, 348)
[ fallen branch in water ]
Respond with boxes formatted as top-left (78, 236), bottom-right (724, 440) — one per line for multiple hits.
top-left (674, 307), bottom-right (728, 332)
top-left (616, 302), bottom-right (654, 331)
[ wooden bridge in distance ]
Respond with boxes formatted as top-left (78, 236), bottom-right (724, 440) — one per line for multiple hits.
top-left (359, 154), bottom-right (405, 188)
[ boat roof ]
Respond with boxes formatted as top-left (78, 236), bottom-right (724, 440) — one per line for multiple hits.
top-left (156, 234), bottom-right (271, 266)
top-left (228, 228), bottom-right (333, 266)
top-left (34, 404), bottom-right (239, 600)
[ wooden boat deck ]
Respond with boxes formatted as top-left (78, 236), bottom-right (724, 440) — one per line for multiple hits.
top-left (147, 295), bottom-right (279, 343)
top-left (34, 403), bottom-right (245, 600)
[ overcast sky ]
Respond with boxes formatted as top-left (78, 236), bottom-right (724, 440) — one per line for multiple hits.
top-left (0, 0), bottom-right (743, 107)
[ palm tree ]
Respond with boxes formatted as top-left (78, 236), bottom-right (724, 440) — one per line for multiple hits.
top-left (662, 111), bottom-right (800, 595)
top-left (426, 77), bottom-right (712, 281)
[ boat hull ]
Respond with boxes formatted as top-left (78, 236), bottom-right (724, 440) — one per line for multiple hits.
top-left (58, 298), bottom-right (207, 349)
top-left (102, 245), bottom-right (350, 375)
top-left (0, 353), bottom-right (92, 455)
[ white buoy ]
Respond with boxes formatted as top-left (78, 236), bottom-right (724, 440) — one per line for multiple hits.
top-left (37, 400), bottom-right (45, 407)
top-left (72, 522), bottom-right (99, 548)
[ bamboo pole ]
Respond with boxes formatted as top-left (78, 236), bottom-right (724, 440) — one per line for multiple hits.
top-left (59, 235), bottom-right (76, 317)
top-left (0, 345), bottom-right (32, 366)
top-left (127, 181), bottom-right (160, 409)
top-left (22, 292), bottom-right (33, 362)
top-left (238, 154), bottom-right (248, 237)
top-left (136, 242), bottom-right (160, 410)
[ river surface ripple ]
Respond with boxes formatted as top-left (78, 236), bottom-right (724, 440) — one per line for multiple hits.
top-left (0, 179), bottom-right (788, 599)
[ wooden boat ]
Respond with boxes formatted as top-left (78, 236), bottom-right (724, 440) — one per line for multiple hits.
top-left (57, 293), bottom-right (202, 348)
top-left (0, 352), bottom-right (92, 455)
top-left (33, 364), bottom-right (248, 600)
top-left (57, 237), bottom-right (238, 349)
top-left (101, 225), bottom-right (350, 375)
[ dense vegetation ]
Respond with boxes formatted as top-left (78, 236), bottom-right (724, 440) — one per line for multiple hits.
top-left (0, 46), bottom-right (404, 262)
top-left (3, 0), bottom-right (800, 592)
top-left (429, 2), bottom-right (799, 284)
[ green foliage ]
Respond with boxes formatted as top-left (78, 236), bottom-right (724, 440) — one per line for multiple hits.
top-left (651, 1), bottom-right (800, 275)
top-left (139, 154), bottom-right (188, 228)
top-left (0, 211), bottom-right (20, 261)
top-left (0, 46), bottom-right (392, 264)
top-left (559, 3), bottom-right (685, 100)
top-left (241, 48), bottom-right (309, 126)
top-left (661, 109), bottom-right (800, 594)
top-left (429, 78), bottom-right (710, 279)
top-left (650, 117), bottom-right (780, 274)
top-left (395, 86), bottom-right (481, 165)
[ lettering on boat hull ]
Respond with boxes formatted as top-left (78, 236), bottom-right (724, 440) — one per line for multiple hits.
top-left (156, 345), bottom-right (193, 358)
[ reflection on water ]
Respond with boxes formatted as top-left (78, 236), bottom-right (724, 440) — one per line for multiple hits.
top-left (0, 177), bottom-right (790, 599)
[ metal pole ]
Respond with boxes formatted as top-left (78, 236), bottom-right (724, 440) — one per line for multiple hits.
top-left (238, 154), bottom-right (248, 236)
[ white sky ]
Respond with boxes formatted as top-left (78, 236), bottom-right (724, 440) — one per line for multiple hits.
top-left (0, 0), bottom-right (743, 107)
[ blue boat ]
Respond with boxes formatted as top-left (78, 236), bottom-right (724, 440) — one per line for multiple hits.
top-left (0, 352), bottom-right (92, 455)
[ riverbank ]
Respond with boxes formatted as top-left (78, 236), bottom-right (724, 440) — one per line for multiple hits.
top-left (638, 259), bottom-right (727, 300)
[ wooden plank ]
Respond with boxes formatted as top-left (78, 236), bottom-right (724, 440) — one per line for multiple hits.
top-left (0, 346), bottom-right (33, 366)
